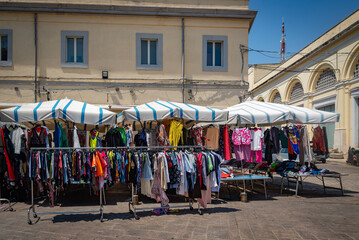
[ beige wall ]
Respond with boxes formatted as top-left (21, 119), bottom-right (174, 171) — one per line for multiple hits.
top-left (0, 0), bottom-right (250, 10)
top-left (0, 9), bottom-right (250, 107)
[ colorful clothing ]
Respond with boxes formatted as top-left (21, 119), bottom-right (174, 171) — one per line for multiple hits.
top-left (156, 124), bottom-right (171, 146)
top-left (284, 126), bottom-right (300, 155)
top-left (191, 126), bottom-right (203, 146)
top-left (232, 128), bottom-right (251, 145)
top-left (312, 126), bottom-right (326, 155)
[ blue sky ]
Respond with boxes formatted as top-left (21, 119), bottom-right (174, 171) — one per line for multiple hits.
top-left (248, 0), bottom-right (359, 65)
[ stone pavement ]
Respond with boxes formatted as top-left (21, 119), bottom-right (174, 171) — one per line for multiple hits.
top-left (1, 160), bottom-right (359, 240)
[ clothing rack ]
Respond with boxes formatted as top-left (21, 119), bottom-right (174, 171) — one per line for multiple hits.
top-left (27, 145), bottom-right (208, 223)
top-left (127, 145), bottom-right (207, 220)
top-left (27, 146), bottom-right (110, 225)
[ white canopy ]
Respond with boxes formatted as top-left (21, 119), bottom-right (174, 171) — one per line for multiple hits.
top-left (227, 101), bottom-right (340, 125)
top-left (0, 98), bottom-right (116, 126)
top-left (117, 100), bottom-right (228, 123)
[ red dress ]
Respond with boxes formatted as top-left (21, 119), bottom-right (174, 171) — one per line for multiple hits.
top-left (223, 125), bottom-right (231, 160)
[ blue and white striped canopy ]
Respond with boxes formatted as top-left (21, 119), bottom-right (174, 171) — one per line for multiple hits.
top-left (0, 98), bottom-right (116, 125)
top-left (117, 100), bottom-right (228, 122)
top-left (227, 101), bottom-right (339, 125)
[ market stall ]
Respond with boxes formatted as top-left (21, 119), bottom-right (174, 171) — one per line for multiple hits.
top-left (116, 100), bottom-right (228, 219)
top-left (206, 100), bottom-right (343, 198)
top-left (0, 98), bottom-right (117, 224)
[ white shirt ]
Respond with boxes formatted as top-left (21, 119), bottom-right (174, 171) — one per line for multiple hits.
top-left (10, 128), bottom-right (24, 154)
top-left (73, 126), bottom-right (81, 148)
top-left (251, 129), bottom-right (264, 151)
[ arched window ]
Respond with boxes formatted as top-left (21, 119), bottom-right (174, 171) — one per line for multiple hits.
top-left (257, 97), bottom-right (264, 102)
top-left (290, 83), bottom-right (304, 101)
top-left (316, 68), bottom-right (336, 91)
top-left (272, 92), bottom-right (282, 104)
top-left (354, 59), bottom-right (359, 78)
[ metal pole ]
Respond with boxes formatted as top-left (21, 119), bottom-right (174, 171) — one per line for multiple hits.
top-left (181, 18), bottom-right (185, 103)
top-left (34, 13), bottom-right (38, 103)
top-left (31, 180), bottom-right (34, 213)
top-left (240, 44), bottom-right (244, 86)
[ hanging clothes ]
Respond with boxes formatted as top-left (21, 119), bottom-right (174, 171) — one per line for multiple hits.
top-left (232, 128), bottom-right (251, 161)
top-left (89, 129), bottom-right (99, 148)
top-left (203, 125), bottom-right (219, 150)
top-left (283, 125), bottom-right (300, 155)
top-left (312, 126), bottom-right (326, 155)
top-left (299, 126), bottom-right (312, 165)
top-left (191, 126), bottom-right (203, 146)
top-left (0, 128), bottom-right (15, 181)
top-left (250, 128), bottom-right (264, 163)
top-left (151, 153), bottom-right (169, 207)
top-left (73, 125), bottom-right (81, 148)
top-left (223, 125), bottom-right (231, 160)
top-left (264, 127), bottom-right (280, 164)
top-left (322, 126), bottom-right (329, 155)
top-left (279, 129), bottom-right (288, 148)
top-left (156, 124), bottom-right (171, 146)
top-left (169, 120), bottom-right (183, 147)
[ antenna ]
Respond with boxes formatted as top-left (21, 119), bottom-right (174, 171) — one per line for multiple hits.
top-left (280, 18), bottom-right (286, 63)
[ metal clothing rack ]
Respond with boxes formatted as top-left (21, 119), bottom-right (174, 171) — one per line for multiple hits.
top-left (27, 146), bottom-right (112, 225)
top-left (127, 145), bottom-right (207, 220)
top-left (27, 145), bottom-right (209, 223)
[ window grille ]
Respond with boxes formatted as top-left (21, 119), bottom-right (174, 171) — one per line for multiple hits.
top-left (272, 92), bottom-right (282, 104)
top-left (290, 83), bottom-right (304, 101)
top-left (316, 68), bottom-right (336, 91)
top-left (354, 60), bottom-right (359, 78)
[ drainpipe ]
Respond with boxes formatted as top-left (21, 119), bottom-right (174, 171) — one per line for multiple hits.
top-left (240, 44), bottom-right (244, 85)
top-left (34, 13), bottom-right (38, 103)
top-left (181, 18), bottom-right (185, 103)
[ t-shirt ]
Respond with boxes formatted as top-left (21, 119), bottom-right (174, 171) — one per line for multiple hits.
top-left (251, 129), bottom-right (264, 151)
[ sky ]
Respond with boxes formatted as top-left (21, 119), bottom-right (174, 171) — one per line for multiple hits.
top-left (248, 0), bottom-right (359, 65)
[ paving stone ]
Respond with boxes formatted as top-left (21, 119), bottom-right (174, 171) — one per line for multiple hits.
top-left (0, 161), bottom-right (359, 239)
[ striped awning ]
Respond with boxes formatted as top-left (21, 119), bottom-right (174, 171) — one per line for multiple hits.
top-left (117, 100), bottom-right (228, 123)
top-left (0, 98), bottom-right (116, 125)
top-left (227, 101), bottom-right (339, 125)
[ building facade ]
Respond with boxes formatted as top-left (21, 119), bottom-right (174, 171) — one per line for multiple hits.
top-left (248, 10), bottom-right (359, 152)
top-left (0, 0), bottom-right (256, 111)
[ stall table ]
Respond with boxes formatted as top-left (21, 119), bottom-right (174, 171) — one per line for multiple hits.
top-left (280, 172), bottom-right (348, 196)
top-left (221, 174), bottom-right (271, 199)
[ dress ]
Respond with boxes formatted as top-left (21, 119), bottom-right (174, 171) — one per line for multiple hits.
top-left (232, 128), bottom-right (251, 161)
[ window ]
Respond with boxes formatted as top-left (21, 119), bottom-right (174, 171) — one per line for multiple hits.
top-left (272, 92), bottom-right (282, 104)
top-left (316, 68), bottom-right (336, 91)
top-left (203, 35), bottom-right (228, 71)
top-left (61, 31), bottom-right (88, 68)
top-left (136, 33), bottom-right (162, 70)
top-left (0, 29), bottom-right (12, 66)
top-left (290, 83), bottom-right (304, 101)
top-left (354, 59), bottom-right (359, 78)
top-left (66, 37), bottom-right (83, 63)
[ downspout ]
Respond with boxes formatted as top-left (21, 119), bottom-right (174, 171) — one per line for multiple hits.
top-left (181, 18), bottom-right (185, 103)
top-left (34, 13), bottom-right (38, 103)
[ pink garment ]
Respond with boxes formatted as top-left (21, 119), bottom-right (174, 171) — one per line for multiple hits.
top-left (232, 128), bottom-right (251, 145)
top-left (250, 150), bottom-right (263, 163)
top-left (233, 145), bottom-right (241, 161)
top-left (197, 175), bottom-right (211, 208)
top-left (250, 141), bottom-right (263, 163)
top-left (223, 125), bottom-right (231, 160)
top-left (240, 144), bottom-right (251, 161)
